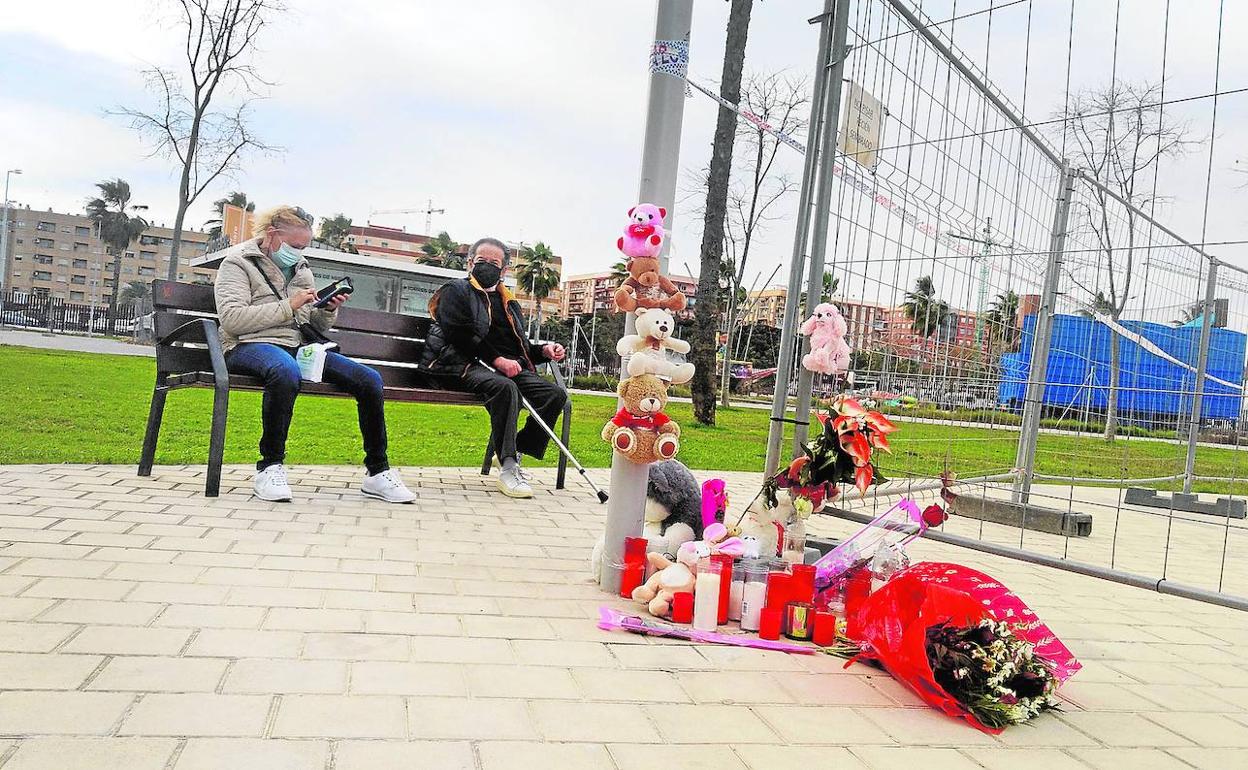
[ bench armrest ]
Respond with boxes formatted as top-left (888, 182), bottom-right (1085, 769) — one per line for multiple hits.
top-left (545, 358), bottom-right (568, 389)
top-left (157, 317), bottom-right (229, 391)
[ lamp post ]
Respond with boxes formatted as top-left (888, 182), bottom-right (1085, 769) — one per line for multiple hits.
top-left (0, 168), bottom-right (23, 299)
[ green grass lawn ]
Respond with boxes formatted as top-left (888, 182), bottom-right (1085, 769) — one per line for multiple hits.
top-left (1, 345), bottom-right (1245, 492)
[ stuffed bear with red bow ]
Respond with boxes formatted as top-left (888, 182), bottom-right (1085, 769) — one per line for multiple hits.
top-left (601, 374), bottom-right (681, 464)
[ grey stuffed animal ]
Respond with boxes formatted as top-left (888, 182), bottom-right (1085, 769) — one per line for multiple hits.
top-left (643, 460), bottom-right (703, 560)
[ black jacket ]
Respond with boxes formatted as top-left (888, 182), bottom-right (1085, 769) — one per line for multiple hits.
top-left (420, 276), bottom-right (547, 376)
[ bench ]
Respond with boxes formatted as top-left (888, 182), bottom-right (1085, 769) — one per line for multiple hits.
top-left (138, 279), bottom-right (571, 496)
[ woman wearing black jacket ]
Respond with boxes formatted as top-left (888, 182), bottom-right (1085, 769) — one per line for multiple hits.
top-left (420, 237), bottom-right (567, 498)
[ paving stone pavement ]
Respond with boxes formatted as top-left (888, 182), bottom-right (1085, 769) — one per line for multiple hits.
top-left (0, 463), bottom-right (1246, 769)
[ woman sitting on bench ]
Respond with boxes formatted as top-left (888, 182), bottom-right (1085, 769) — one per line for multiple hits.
top-left (212, 204), bottom-right (416, 504)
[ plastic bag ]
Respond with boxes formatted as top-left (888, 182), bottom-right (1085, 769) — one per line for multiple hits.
top-left (847, 562), bottom-right (1080, 734)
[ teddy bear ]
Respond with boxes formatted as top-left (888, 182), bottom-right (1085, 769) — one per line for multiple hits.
top-left (730, 499), bottom-right (790, 559)
top-left (601, 374), bottom-right (681, 464)
top-left (587, 459), bottom-right (704, 578)
top-left (676, 522), bottom-right (748, 568)
top-left (631, 552), bottom-right (696, 618)
top-left (799, 302), bottom-right (852, 375)
top-left (616, 307), bottom-right (696, 385)
top-left (614, 205), bottom-right (687, 313)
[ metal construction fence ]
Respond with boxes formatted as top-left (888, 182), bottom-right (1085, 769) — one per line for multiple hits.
top-left (776, 0), bottom-right (1248, 607)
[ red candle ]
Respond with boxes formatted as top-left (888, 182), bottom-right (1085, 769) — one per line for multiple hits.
top-left (712, 554), bottom-right (733, 625)
top-left (619, 563), bottom-right (645, 599)
top-left (791, 564), bottom-right (816, 605)
top-left (844, 568), bottom-right (872, 639)
top-left (765, 572), bottom-right (791, 610)
top-left (759, 607), bottom-right (783, 640)
top-left (671, 591), bottom-right (694, 624)
top-left (812, 610), bottom-right (837, 646)
top-left (624, 536), bottom-right (648, 563)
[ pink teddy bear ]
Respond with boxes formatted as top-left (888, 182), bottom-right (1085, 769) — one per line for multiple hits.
top-left (676, 522), bottom-right (747, 569)
top-left (617, 203), bottom-right (666, 257)
top-left (800, 302), bottom-right (852, 375)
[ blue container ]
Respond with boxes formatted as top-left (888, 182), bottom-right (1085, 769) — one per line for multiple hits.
top-left (999, 314), bottom-right (1247, 423)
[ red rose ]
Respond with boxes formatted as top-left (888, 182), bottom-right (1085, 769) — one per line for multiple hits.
top-left (922, 504), bottom-right (948, 528)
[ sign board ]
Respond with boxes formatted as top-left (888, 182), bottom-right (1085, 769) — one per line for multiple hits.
top-left (222, 204), bottom-right (255, 245)
top-left (839, 81), bottom-right (884, 169)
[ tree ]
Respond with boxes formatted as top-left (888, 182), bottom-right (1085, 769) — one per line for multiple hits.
top-left (418, 231), bottom-right (463, 270)
top-left (85, 179), bottom-right (148, 334)
top-left (902, 276), bottom-right (950, 338)
top-left (609, 260), bottom-right (630, 285)
top-left (822, 271), bottom-right (838, 302)
top-left (690, 0), bottom-right (754, 426)
top-left (1173, 303), bottom-right (1203, 327)
top-left (514, 242), bottom-right (561, 338)
top-left (115, 0), bottom-right (283, 281)
top-left (985, 290), bottom-right (1021, 352)
top-left (1054, 80), bottom-right (1198, 440)
top-left (204, 191), bottom-right (253, 239)
top-left (317, 213), bottom-right (352, 250)
top-left (118, 280), bottom-right (152, 311)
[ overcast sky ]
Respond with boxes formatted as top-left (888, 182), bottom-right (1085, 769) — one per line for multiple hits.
top-left (2, 1), bottom-right (1245, 311)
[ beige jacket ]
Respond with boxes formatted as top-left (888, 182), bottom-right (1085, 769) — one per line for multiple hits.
top-left (212, 237), bottom-right (337, 353)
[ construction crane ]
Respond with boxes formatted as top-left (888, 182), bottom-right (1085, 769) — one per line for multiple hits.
top-left (367, 198), bottom-right (445, 235)
top-left (949, 217), bottom-right (1020, 348)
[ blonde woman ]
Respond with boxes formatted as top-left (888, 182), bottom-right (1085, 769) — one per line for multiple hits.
top-left (212, 205), bottom-right (416, 503)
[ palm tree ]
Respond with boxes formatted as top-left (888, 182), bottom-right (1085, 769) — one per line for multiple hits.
top-left (317, 213), bottom-right (352, 250)
top-left (515, 241), bottom-right (561, 338)
top-left (985, 290), bottom-right (1021, 351)
top-left (610, 260), bottom-right (630, 285)
top-left (118, 280), bottom-right (152, 311)
top-left (1077, 291), bottom-right (1117, 319)
top-left (902, 275), bottom-right (951, 338)
top-left (822, 271), bottom-right (838, 302)
top-left (418, 231), bottom-right (462, 269)
top-left (86, 179), bottom-right (148, 334)
top-left (204, 191), bottom-right (253, 239)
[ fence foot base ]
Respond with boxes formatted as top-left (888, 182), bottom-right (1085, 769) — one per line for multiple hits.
top-left (1124, 488), bottom-right (1247, 519)
top-left (950, 494), bottom-right (1093, 537)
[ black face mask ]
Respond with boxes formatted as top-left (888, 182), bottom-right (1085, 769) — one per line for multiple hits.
top-left (471, 261), bottom-right (502, 288)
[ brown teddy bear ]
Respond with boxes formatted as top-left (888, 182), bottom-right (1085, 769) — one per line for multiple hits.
top-left (601, 374), bottom-right (681, 464)
top-left (613, 257), bottom-right (688, 314)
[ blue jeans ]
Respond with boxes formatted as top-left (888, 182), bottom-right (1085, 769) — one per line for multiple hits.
top-left (225, 343), bottom-right (390, 474)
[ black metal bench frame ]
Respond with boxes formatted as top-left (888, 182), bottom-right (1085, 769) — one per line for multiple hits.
top-left (137, 279), bottom-right (571, 496)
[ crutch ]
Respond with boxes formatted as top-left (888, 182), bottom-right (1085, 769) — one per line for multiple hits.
top-left (475, 359), bottom-right (608, 503)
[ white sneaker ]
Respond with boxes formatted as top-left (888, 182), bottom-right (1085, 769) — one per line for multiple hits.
top-left (254, 464), bottom-right (293, 502)
top-left (361, 469), bottom-right (416, 503)
top-left (497, 466), bottom-right (534, 499)
top-left (493, 456), bottom-right (533, 483)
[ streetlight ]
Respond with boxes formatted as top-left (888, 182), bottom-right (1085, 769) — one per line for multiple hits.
top-left (0, 168), bottom-right (23, 299)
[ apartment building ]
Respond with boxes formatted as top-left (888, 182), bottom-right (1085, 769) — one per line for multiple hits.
top-left (560, 271), bottom-right (698, 318)
top-left (1, 204), bottom-right (212, 304)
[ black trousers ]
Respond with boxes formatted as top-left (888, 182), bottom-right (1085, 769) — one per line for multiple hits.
top-left (452, 368), bottom-right (567, 463)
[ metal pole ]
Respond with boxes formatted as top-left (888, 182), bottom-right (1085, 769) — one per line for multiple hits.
top-left (1183, 259), bottom-right (1218, 493)
top-left (0, 170), bottom-right (18, 297)
top-left (600, 0), bottom-right (693, 594)
top-left (763, 0), bottom-right (835, 477)
top-left (1014, 163), bottom-right (1076, 503)
top-left (792, 0), bottom-right (851, 453)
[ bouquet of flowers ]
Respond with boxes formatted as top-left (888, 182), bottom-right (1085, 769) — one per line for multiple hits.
top-left (926, 618), bottom-right (1060, 729)
top-left (762, 396), bottom-right (898, 512)
top-left (844, 562), bottom-right (1079, 734)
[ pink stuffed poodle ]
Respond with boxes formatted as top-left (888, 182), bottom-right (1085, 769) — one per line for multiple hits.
top-left (800, 302), bottom-right (852, 375)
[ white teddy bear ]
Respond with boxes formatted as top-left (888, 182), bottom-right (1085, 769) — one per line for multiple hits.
top-left (616, 307), bottom-right (696, 385)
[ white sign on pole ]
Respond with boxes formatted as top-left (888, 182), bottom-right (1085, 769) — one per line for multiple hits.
top-left (839, 80), bottom-right (884, 169)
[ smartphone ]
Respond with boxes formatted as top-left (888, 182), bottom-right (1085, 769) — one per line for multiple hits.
top-left (313, 277), bottom-right (354, 308)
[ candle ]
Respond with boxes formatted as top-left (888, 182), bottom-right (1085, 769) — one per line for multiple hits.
top-left (764, 572), bottom-right (791, 611)
top-left (692, 558), bottom-right (722, 632)
top-left (812, 610), bottom-right (837, 646)
top-left (844, 568), bottom-right (872, 639)
top-left (784, 602), bottom-right (813, 641)
top-left (759, 607), bottom-right (783, 640)
top-left (712, 554), bottom-right (733, 625)
top-left (671, 591), bottom-right (694, 624)
top-left (739, 561), bottom-right (767, 632)
top-left (623, 536), bottom-right (648, 562)
top-left (791, 564), bottom-right (816, 605)
top-left (619, 562), bottom-right (645, 599)
top-left (728, 562), bottom-right (746, 622)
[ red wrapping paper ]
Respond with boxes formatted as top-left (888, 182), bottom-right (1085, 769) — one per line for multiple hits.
top-left (843, 562), bottom-right (1080, 734)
